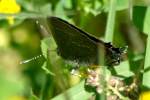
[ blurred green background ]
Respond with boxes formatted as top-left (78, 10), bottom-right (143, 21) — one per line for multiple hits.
top-left (0, 0), bottom-right (150, 100)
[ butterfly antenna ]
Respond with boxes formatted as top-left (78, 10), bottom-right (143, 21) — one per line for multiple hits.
top-left (20, 49), bottom-right (56, 64)
top-left (20, 54), bottom-right (43, 64)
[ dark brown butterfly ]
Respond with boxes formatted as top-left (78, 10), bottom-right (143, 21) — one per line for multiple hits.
top-left (47, 17), bottom-right (127, 67)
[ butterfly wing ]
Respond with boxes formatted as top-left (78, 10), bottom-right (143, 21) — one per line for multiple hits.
top-left (47, 17), bottom-right (105, 65)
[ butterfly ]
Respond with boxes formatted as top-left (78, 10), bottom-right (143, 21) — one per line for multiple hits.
top-left (47, 17), bottom-right (127, 67)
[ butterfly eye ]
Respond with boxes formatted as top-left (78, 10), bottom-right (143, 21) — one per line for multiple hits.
top-left (119, 46), bottom-right (128, 54)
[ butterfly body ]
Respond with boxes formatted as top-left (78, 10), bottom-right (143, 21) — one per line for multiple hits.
top-left (47, 17), bottom-right (127, 66)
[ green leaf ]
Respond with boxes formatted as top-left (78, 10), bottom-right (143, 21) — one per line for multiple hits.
top-left (0, 69), bottom-right (24, 100)
top-left (41, 62), bottom-right (55, 76)
top-left (143, 7), bottom-right (150, 35)
top-left (133, 6), bottom-right (147, 32)
top-left (55, 1), bottom-right (66, 18)
top-left (29, 91), bottom-right (39, 100)
top-left (39, 4), bottom-right (52, 14)
top-left (41, 37), bottom-right (58, 75)
top-left (114, 61), bottom-right (134, 77)
top-left (116, 0), bottom-right (128, 11)
top-left (51, 81), bottom-right (93, 100)
top-left (142, 36), bottom-right (150, 88)
top-left (104, 0), bottom-right (128, 12)
top-left (142, 7), bottom-right (150, 88)
top-left (133, 0), bottom-right (150, 6)
top-left (41, 37), bottom-right (57, 58)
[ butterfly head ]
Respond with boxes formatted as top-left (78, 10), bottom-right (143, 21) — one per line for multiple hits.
top-left (105, 43), bottom-right (128, 66)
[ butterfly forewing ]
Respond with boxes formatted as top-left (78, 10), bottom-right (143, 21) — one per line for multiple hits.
top-left (47, 17), bottom-right (106, 65)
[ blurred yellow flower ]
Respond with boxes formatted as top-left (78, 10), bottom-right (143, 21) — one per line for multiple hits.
top-left (139, 91), bottom-right (150, 100)
top-left (0, 0), bottom-right (21, 25)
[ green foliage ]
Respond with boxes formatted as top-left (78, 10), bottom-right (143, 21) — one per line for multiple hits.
top-left (1, 0), bottom-right (150, 100)
top-left (0, 69), bottom-right (24, 100)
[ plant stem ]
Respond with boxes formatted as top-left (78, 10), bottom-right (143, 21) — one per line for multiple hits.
top-left (104, 0), bottom-right (116, 42)
top-left (99, 0), bottom-right (117, 100)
